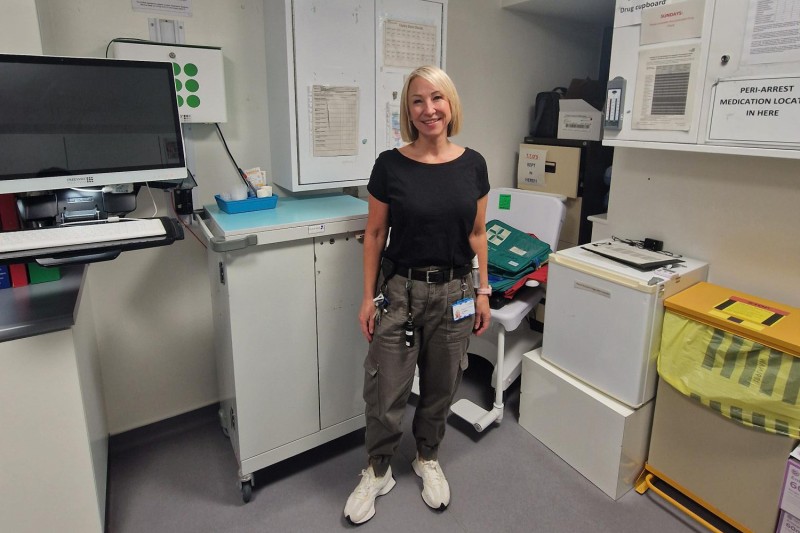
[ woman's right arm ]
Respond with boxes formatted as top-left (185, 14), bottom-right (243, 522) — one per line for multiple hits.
top-left (359, 194), bottom-right (390, 342)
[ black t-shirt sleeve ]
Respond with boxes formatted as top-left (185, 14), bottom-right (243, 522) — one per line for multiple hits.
top-left (475, 151), bottom-right (490, 198)
top-left (367, 153), bottom-right (389, 203)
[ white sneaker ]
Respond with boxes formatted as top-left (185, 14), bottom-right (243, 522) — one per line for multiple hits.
top-left (343, 465), bottom-right (396, 525)
top-left (412, 455), bottom-right (450, 510)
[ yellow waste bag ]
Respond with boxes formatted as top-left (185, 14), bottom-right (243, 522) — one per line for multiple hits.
top-left (658, 310), bottom-right (800, 439)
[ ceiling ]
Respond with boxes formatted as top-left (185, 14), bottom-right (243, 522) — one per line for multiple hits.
top-left (502, 0), bottom-right (616, 27)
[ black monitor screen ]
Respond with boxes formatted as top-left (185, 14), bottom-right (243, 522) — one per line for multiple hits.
top-left (0, 54), bottom-right (186, 193)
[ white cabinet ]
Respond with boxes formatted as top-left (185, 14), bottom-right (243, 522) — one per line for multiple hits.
top-left (264, 0), bottom-right (447, 192)
top-left (200, 194), bottom-right (368, 501)
top-left (605, 0), bottom-right (800, 159)
top-left (0, 269), bottom-right (107, 532)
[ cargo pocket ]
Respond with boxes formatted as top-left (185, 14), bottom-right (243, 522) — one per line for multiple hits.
top-left (363, 353), bottom-right (382, 415)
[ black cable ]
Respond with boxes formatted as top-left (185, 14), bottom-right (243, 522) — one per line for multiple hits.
top-left (104, 37), bottom-right (153, 58)
top-left (214, 123), bottom-right (256, 194)
top-left (612, 235), bottom-right (644, 248)
top-left (611, 235), bottom-right (682, 258)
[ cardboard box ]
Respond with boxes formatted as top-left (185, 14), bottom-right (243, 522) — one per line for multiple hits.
top-left (777, 511), bottom-right (800, 533)
top-left (558, 99), bottom-right (602, 141)
top-left (517, 143), bottom-right (580, 198)
top-left (781, 446), bottom-right (800, 518)
top-left (519, 349), bottom-right (653, 500)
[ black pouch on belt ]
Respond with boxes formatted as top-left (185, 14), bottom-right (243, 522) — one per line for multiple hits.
top-left (380, 257), bottom-right (398, 281)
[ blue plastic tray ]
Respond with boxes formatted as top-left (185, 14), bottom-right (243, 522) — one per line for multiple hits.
top-left (215, 194), bottom-right (278, 214)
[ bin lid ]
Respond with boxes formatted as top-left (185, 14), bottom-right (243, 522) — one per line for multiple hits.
top-left (665, 282), bottom-right (800, 358)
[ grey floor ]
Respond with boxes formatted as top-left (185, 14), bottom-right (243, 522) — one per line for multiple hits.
top-left (107, 356), bottom-right (718, 533)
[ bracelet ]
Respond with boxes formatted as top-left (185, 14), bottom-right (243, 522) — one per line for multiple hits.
top-left (476, 286), bottom-right (492, 296)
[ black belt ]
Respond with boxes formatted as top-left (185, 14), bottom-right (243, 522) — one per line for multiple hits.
top-left (384, 260), bottom-right (472, 284)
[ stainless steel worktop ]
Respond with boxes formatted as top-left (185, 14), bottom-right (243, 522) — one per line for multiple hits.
top-left (0, 265), bottom-right (85, 342)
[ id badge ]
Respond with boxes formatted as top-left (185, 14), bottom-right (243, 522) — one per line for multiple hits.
top-left (452, 298), bottom-right (475, 321)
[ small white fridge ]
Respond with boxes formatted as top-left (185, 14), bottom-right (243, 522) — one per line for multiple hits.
top-left (541, 240), bottom-right (709, 408)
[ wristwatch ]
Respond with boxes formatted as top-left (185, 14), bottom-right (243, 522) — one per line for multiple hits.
top-left (476, 286), bottom-right (492, 296)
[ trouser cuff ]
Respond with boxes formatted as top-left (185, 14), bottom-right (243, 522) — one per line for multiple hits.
top-left (417, 445), bottom-right (438, 462)
top-left (369, 456), bottom-right (391, 478)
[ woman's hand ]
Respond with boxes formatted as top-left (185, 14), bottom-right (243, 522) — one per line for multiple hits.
top-left (359, 296), bottom-right (377, 342)
top-left (472, 294), bottom-right (491, 336)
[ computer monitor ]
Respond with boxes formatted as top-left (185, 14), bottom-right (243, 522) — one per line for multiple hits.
top-left (0, 53), bottom-right (187, 195)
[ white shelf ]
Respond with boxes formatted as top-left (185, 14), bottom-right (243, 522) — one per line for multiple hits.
top-left (603, 139), bottom-right (800, 160)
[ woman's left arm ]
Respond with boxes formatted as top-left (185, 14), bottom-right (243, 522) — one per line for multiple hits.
top-left (469, 194), bottom-right (491, 336)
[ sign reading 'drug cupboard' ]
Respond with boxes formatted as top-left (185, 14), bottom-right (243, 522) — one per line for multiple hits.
top-left (708, 76), bottom-right (800, 145)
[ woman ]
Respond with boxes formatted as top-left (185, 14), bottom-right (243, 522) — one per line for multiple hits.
top-left (344, 65), bottom-right (491, 525)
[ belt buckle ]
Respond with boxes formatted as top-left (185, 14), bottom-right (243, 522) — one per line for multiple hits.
top-left (425, 269), bottom-right (441, 283)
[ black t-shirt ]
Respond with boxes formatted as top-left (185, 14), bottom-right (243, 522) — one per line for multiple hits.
top-left (367, 147), bottom-right (490, 267)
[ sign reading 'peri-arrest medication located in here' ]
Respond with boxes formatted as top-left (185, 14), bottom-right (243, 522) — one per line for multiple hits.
top-left (709, 76), bottom-right (800, 145)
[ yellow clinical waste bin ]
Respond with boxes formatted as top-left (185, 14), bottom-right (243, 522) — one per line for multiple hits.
top-left (645, 282), bottom-right (800, 533)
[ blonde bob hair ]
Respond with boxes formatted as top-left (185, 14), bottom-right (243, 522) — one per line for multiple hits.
top-left (399, 65), bottom-right (462, 143)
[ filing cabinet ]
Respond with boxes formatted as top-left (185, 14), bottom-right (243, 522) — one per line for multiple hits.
top-left (519, 137), bottom-right (612, 249)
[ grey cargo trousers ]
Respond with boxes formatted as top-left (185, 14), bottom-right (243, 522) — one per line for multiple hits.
top-left (363, 269), bottom-right (474, 477)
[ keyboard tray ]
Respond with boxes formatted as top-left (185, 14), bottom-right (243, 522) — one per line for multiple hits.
top-left (0, 217), bottom-right (184, 267)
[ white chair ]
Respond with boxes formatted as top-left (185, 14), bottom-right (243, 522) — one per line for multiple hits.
top-left (450, 187), bottom-right (566, 431)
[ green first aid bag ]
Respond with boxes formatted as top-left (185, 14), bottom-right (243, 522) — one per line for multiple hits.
top-left (486, 219), bottom-right (551, 275)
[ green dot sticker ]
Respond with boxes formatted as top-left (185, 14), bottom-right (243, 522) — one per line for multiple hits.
top-left (187, 95), bottom-right (201, 108)
top-left (173, 63), bottom-right (181, 76)
top-left (184, 63), bottom-right (198, 76)
top-left (177, 95), bottom-right (184, 107)
top-left (185, 79), bottom-right (199, 93)
top-left (175, 80), bottom-right (182, 91)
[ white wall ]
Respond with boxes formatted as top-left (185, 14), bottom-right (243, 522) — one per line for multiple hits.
top-left (448, 1), bottom-right (604, 186)
top-left (25, 0), bottom-right (604, 433)
top-left (1, 0), bottom-right (41, 53)
top-left (34, 0), bottom-right (271, 433)
top-left (606, 148), bottom-right (800, 306)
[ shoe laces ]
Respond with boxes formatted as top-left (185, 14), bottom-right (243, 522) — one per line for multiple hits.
top-left (354, 469), bottom-right (379, 496)
top-left (418, 459), bottom-right (444, 486)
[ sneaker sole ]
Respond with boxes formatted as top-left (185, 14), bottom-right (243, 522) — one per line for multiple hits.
top-left (345, 476), bottom-right (396, 525)
top-left (411, 459), bottom-right (449, 511)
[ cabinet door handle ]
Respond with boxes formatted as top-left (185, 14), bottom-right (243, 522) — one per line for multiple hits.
top-left (194, 212), bottom-right (258, 252)
top-left (210, 234), bottom-right (258, 253)
top-left (355, 233), bottom-right (365, 244)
